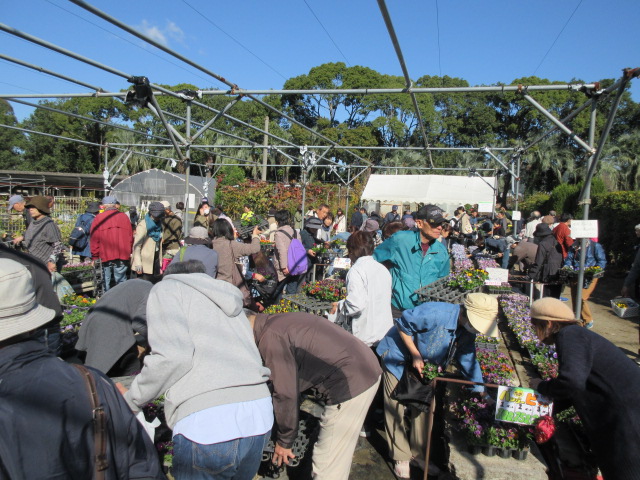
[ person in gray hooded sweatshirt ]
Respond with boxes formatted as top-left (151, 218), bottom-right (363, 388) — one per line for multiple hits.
top-left (121, 260), bottom-right (273, 480)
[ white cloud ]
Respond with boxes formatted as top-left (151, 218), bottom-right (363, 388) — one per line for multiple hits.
top-left (138, 20), bottom-right (167, 45)
top-left (166, 21), bottom-right (185, 44)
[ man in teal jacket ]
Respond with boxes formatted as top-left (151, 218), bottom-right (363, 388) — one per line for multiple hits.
top-left (374, 204), bottom-right (450, 314)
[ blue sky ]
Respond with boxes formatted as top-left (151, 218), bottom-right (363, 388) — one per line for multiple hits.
top-left (2, 0), bottom-right (639, 122)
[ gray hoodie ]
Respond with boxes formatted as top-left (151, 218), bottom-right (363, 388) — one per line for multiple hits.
top-left (125, 273), bottom-right (271, 429)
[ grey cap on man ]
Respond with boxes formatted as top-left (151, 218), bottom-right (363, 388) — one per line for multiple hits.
top-left (7, 195), bottom-right (24, 212)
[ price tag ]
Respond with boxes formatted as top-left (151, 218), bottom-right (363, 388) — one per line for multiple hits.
top-left (485, 267), bottom-right (508, 286)
top-left (570, 220), bottom-right (598, 239)
top-left (495, 386), bottom-right (553, 425)
top-left (332, 257), bottom-right (351, 269)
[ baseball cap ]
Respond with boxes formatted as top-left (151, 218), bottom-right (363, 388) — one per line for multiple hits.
top-left (102, 195), bottom-right (118, 205)
top-left (392, 205), bottom-right (398, 211)
top-left (7, 194), bottom-right (24, 211)
top-left (160, 200), bottom-right (171, 210)
top-left (416, 204), bottom-right (446, 225)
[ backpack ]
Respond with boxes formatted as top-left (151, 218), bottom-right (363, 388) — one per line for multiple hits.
top-left (280, 229), bottom-right (308, 276)
top-left (68, 214), bottom-right (94, 250)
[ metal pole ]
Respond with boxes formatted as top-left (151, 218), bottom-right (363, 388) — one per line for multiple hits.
top-left (345, 168), bottom-right (351, 223)
top-left (376, 0), bottom-right (434, 168)
top-left (574, 97), bottom-right (599, 323)
top-left (103, 146), bottom-right (109, 196)
top-left (184, 102), bottom-right (191, 234)
top-left (0, 53), bottom-right (103, 92)
top-left (521, 94), bottom-right (595, 155)
top-left (492, 173), bottom-right (498, 217)
top-left (261, 116), bottom-right (269, 181)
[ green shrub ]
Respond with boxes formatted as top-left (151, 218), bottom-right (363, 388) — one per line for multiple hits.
top-left (591, 191), bottom-right (640, 265)
top-left (519, 192), bottom-right (550, 218)
top-left (548, 183), bottom-right (580, 215)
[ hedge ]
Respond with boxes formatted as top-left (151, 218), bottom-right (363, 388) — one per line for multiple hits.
top-left (591, 191), bottom-right (640, 265)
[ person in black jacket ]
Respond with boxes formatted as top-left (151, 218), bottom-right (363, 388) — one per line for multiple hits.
top-left (528, 223), bottom-right (563, 298)
top-left (0, 258), bottom-right (165, 480)
top-left (529, 297), bottom-right (640, 480)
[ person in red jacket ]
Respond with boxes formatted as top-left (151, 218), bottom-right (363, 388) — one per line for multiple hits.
top-left (553, 213), bottom-right (574, 258)
top-left (90, 196), bottom-right (133, 291)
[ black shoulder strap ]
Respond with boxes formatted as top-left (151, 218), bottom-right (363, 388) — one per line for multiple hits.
top-left (280, 229), bottom-right (297, 240)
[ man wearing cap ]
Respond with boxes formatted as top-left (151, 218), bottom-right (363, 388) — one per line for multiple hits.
top-left (90, 195), bottom-right (133, 291)
top-left (374, 204), bottom-right (450, 316)
top-left (7, 194), bottom-right (32, 236)
top-left (13, 195), bottom-right (63, 272)
top-left (70, 201), bottom-right (100, 261)
top-left (173, 226), bottom-right (218, 278)
top-left (376, 293), bottom-right (499, 478)
top-left (132, 202), bottom-right (166, 283)
top-left (0, 259), bottom-right (165, 479)
top-left (383, 205), bottom-right (401, 227)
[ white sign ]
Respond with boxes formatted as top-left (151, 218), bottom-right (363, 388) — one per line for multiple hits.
top-left (332, 257), bottom-right (351, 270)
top-left (477, 202), bottom-right (493, 214)
top-left (495, 386), bottom-right (553, 425)
top-left (570, 220), bottom-right (598, 239)
top-left (485, 267), bottom-right (509, 286)
top-left (511, 211), bottom-right (521, 221)
top-left (187, 193), bottom-right (196, 208)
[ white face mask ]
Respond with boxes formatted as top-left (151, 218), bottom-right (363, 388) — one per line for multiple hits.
top-left (203, 208), bottom-right (210, 215)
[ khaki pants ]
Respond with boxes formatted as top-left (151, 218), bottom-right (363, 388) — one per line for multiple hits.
top-left (382, 367), bottom-right (428, 462)
top-left (570, 278), bottom-right (599, 324)
top-left (312, 377), bottom-right (380, 480)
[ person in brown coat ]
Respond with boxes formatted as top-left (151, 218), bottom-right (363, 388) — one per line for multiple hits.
top-left (210, 219), bottom-right (260, 306)
top-left (247, 310), bottom-right (381, 480)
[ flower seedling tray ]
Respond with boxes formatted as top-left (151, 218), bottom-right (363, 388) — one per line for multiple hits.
top-left (475, 342), bottom-right (499, 351)
top-left (234, 215), bottom-right (269, 238)
top-left (467, 444), bottom-right (529, 461)
top-left (610, 298), bottom-right (639, 318)
top-left (415, 277), bottom-right (482, 305)
top-left (282, 293), bottom-right (333, 315)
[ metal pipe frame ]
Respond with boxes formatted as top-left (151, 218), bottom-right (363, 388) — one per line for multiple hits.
top-left (574, 97), bottom-right (599, 322)
top-left (377, 0), bottom-right (434, 168)
top-left (521, 93), bottom-right (595, 154)
top-left (67, 0), bottom-right (373, 168)
top-left (0, 53), bottom-right (104, 92)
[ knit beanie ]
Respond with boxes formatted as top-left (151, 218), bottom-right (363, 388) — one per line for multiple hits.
top-left (530, 298), bottom-right (575, 322)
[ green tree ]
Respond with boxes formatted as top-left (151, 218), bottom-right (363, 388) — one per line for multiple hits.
top-left (0, 100), bottom-right (24, 169)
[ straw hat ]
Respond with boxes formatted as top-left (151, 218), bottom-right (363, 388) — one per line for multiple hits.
top-left (464, 293), bottom-right (499, 338)
top-left (0, 259), bottom-right (56, 342)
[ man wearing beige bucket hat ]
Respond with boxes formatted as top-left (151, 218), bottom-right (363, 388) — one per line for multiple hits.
top-left (0, 259), bottom-right (166, 478)
top-left (376, 292), bottom-right (499, 478)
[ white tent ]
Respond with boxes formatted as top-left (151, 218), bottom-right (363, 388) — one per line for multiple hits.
top-left (361, 174), bottom-right (496, 215)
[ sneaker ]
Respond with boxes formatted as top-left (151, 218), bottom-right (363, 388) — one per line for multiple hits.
top-left (394, 460), bottom-right (410, 479)
top-left (411, 457), bottom-right (441, 476)
top-left (585, 322), bottom-right (594, 329)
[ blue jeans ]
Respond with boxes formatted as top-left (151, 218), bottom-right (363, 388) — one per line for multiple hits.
top-left (172, 431), bottom-right (270, 480)
top-left (103, 260), bottom-right (128, 291)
